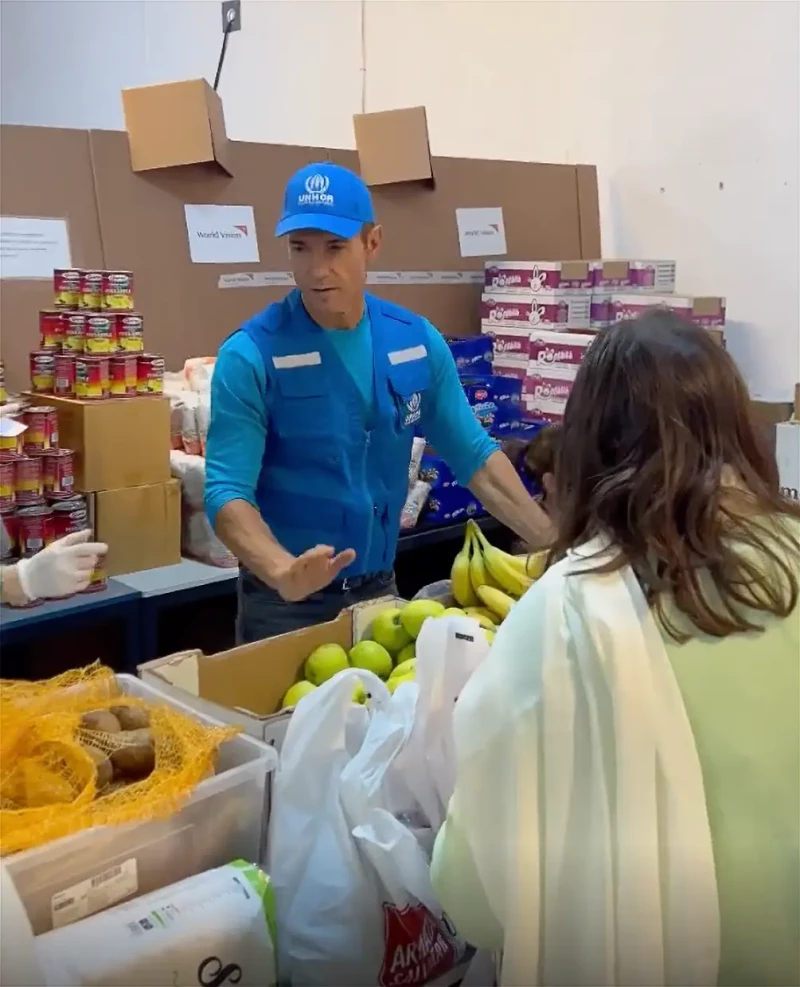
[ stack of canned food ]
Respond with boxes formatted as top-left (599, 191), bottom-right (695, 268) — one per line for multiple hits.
top-left (0, 404), bottom-right (106, 593)
top-left (29, 268), bottom-right (165, 400)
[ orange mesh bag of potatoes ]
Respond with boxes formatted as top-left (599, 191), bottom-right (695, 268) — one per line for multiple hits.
top-left (0, 663), bottom-right (238, 855)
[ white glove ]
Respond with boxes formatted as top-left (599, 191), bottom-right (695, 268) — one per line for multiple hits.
top-left (16, 529), bottom-right (108, 601)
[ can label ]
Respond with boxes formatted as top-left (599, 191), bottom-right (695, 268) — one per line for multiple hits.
top-left (30, 351), bottom-right (55, 394)
top-left (62, 311), bottom-right (86, 353)
top-left (103, 271), bottom-right (134, 310)
top-left (54, 269), bottom-right (81, 309)
top-left (137, 354), bottom-right (165, 395)
top-left (42, 449), bottom-right (75, 498)
top-left (17, 505), bottom-right (54, 557)
top-left (0, 453), bottom-right (16, 510)
top-left (54, 353), bottom-right (77, 398)
top-left (22, 407), bottom-right (58, 452)
top-left (15, 455), bottom-right (44, 505)
top-left (83, 564), bottom-right (108, 593)
top-left (51, 496), bottom-right (88, 539)
top-left (0, 508), bottom-right (18, 558)
top-left (39, 310), bottom-right (64, 350)
top-left (79, 270), bottom-right (104, 311)
top-left (116, 312), bottom-right (144, 352)
top-left (76, 355), bottom-right (110, 400)
top-left (110, 354), bottom-right (138, 397)
top-left (0, 428), bottom-right (21, 454)
top-left (85, 313), bottom-right (118, 354)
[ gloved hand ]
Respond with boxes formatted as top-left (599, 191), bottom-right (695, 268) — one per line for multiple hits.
top-left (16, 530), bottom-right (108, 601)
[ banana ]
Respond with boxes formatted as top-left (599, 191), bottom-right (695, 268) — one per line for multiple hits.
top-left (468, 528), bottom-right (497, 595)
top-left (450, 528), bottom-right (479, 607)
top-left (476, 584), bottom-right (516, 621)
top-left (463, 607), bottom-right (498, 631)
top-left (471, 522), bottom-right (532, 598)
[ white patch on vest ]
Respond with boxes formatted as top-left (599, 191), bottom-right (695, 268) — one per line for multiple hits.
top-left (388, 344), bottom-right (427, 365)
top-left (272, 352), bottom-right (322, 369)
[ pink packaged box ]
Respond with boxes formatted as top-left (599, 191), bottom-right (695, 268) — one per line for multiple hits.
top-left (481, 324), bottom-right (530, 364)
top-left (609, 293), bottom-right (726, 327)
top-left (481, 291), bottom-right (591, 330)
top-left (521, 368), bottom-right (574, 424)
top-left (491, 358), bottom-right (528, 383)
top-left (590, 260), bottom-right (676, 292)
top-left (484, 260), bottom-right (593, 294)
top-left (529, 329), bottom-right (595, 379)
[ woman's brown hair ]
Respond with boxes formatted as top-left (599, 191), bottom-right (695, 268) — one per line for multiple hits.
top-left (552, 310), bottom-right (800, 640)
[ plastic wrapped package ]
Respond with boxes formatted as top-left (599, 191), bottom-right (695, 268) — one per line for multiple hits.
top-left (183, 508), bottom-right (238, 568)
top-left (170, 450), bottom-right (206, 511)
top-left (400, 480), bottom-right (431, 530)
top-left (408, 436), bottom-right (426, 488)
top-left (196, 391), bottom-right (211, 455)
top-left (184, 357), bottom-right (215, 393)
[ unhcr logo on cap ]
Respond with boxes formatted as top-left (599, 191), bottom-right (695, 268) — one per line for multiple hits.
top-left (298, 173), bottom-right (334, 207)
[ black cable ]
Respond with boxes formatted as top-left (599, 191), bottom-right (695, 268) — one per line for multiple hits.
top-left (213, 14), bottom-right (234, 91)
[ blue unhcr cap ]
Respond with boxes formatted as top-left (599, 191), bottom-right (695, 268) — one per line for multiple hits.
top-left (275, 162), bottom-right (375, 239)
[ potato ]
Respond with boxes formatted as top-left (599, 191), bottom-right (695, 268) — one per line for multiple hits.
top-left (109, 728), bottom-right (155, 780)
top-left (109, 705), bottom-right (150, 731)
top-left (82, 744), bottom-right (113, 790)
top-left (80, 710), bottom-right (121, 734)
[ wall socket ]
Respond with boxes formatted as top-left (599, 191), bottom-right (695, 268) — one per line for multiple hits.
top-left (221, 0), bottom-right (241, 32)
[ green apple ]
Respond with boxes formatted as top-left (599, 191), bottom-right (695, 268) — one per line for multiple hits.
top-left (390, 657), bottom-right (416, 679)
top-left (352, 682), bottom-right (367, 705)
top-left (349, 640), bottom-right (393, 680)
top-left (399, 599), bottom-right (446, 639)
top-left (281, 680), bottom-right (317, 709)
top-left (387, 673), bottom-right (415, 694)
top-left (304, 643), bottom-right (349, 685)
top-left (371, 607), bottom-right (412, 654)
top-left (441, 607), bottom-right (466, 618)
top-left (395, 642), bottom-right (416, 665)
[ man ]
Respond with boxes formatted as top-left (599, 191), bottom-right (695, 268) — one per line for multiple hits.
top-left (205, 162), bottom-right (552, 644)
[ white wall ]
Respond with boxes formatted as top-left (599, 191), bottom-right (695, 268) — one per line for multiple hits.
top-left (2, 0), bottom-right (798, 399)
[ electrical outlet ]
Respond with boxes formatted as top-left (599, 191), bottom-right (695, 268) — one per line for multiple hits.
top-left (221, 0), bottom-right (241, 32)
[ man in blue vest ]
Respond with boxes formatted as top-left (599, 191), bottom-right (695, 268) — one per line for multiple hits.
top-left (206, 162), bottom-right (552, 643)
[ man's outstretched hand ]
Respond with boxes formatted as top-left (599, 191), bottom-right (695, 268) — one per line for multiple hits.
top-left (272, 544), bottom-right (357, 602)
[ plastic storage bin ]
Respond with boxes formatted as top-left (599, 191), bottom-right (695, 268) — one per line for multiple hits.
top-left (4, 674), bottom-right (277, 935)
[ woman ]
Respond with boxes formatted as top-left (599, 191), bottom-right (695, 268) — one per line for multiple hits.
top-left (432, 311), bottom-right (799, 986)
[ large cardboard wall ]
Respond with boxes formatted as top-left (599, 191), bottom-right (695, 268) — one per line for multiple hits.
top-left (1, 124), bottom-right (600, 390)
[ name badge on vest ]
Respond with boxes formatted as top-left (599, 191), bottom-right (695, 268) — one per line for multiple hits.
top-left (402, 392), bottom-right (422, 427)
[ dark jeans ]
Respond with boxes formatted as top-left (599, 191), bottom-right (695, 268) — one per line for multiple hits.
top-left (236, 568), bottom-right (398, 645)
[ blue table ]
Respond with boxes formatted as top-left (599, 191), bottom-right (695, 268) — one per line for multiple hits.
top-left (0, 579), bottom-right (142, 670)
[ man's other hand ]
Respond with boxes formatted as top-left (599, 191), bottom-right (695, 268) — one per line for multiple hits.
top-left (273, 544), bottom-right (357, 602)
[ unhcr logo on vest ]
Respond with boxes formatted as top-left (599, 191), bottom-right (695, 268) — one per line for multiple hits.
top-left (297, 173), bottom-right (334, 207)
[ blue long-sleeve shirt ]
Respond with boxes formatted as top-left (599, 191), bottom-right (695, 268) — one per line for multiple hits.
top-left (205, 312), bottom-right (497, 528)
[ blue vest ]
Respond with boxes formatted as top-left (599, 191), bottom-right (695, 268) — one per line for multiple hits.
top-left (239, 290), bottom-right (431, 577)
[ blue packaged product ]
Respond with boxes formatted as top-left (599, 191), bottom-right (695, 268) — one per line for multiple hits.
top-left (422, 484), bottom-right (486, 525)
top-left (488, 375), bottom-right (523, 405)
top-left (419, 453), bottom-right (457, 490)
top-left (446, 336), bottom-right (493, 377)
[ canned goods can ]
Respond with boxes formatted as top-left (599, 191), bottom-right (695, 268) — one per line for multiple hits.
top-left (79, 269), bottom-right (104, 311)
top-left (85, 312), bottom-right (118, 354)
top-left (109, 353), bottom-right (138, 397)
top-left (30, 350), bottom-right (55, 394)
top-left (14, 455), bottom-right (44, 506)
top-left (75, 354), bottom-right (110, 400)
top-left (62, 311), bottom-right (87, 353)
top-left (83, 564), bottom-right (108, 593)
top-left (54, 353), bottom-right (77, 398)
top-left (137, 353), bottom-right (165, 395)
top-left (0, 507), bottom-right (18, 559)
top-left (22, 406), bottom-right (59, 452)
top-left (0, 423), bottom-right (21, 454)
top-left (39, 310), bottom-right (64, 350)
top-left (42, 448), bottom-right (75, 498)
top-left (50, 494), bottom-right (87, 538)
top-left (0, 452), bottom-right (16, 510)
top-left (17, 503), bottom-right (54, 558)
top-left (116, 312), bottom-right (144, 352)
top-left (54, 269), bottom-right (82, 309)
top-left (102, 271), bottom-right (134, 310)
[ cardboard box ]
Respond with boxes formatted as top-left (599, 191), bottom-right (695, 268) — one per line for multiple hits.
top-left (27, 394), bottom-right (170, 492)
top-left (95, 479), bottom-right (181, 575)
top-left (139, 597), bottom-right (407, 748)
top-left (485, 260), bottom-right (593, 293)
top-left (122, 79), bottom-right (232, 175)
top-left (353, 106), bottom-right (433, 186)
top-left (482, 291), bottom-right (591, 330)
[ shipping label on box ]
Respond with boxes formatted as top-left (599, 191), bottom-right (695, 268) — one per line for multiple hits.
top-left (776, 422), bottom-right (800, 502)
top-left (482, 291), bottom-right (591, 330)
top-left (484, 260), bottom-right (592, 293)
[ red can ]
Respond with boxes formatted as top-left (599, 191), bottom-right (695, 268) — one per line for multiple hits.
top-left (14, 455), bottom-right (44, 506)
top-left (17, 503), bottom-right (54, 558)
top-left (137, 353), bottom-right (165, 395)
top-left (109, 353), bottom-right (138, 397)
top-left (116, 312), bottom-right (144, 353)
top-left (83, 564), bottom-right (108, 594)
top-left (79, 269), bottom-right (104, 311)
top-left (0, 452), bottom-right (16, 510)
top-left (0, 507), bottom-right (18, 559)
top-left (54, 269), bottom-right (81, 309)
top-left (85, 312), bottom-right (118, 354)
top-left (0, 421), bottom-right (22, 454)
top-left (54, 353), bottom-right (77, 398)
top-left (50, 495), bottom-right (88, 539)
top-left (102, 271), bottom-right (134, 311)
top-left (30, 351), bottom-right (55, 394)
top-left (75, 355), bottom-right (110, 400)
top-left (42, 448), bottom-right (75, 499)
top-left (22, 406), bottom-right (59, 453)
top-left (62, 311), bottom-right (86, 353)
top-left (39, 310), bottom-right (64, 350)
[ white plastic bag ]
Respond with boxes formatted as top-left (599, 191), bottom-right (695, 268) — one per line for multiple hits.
top-left (269, 668), bottom-right (465, 986)
top-left (170, 450), bottom-right (206, 510)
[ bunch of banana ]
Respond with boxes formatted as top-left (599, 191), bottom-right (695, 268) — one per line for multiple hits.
top-left (450, 520), bottom-right (548, 624)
